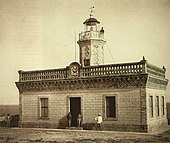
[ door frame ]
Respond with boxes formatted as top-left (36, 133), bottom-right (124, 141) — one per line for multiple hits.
top-left (67, 95), bottom-right (83, 126)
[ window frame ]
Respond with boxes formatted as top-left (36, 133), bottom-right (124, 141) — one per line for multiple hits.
top-left (162, 96), bottom-right (165, 116)
top-left (103, 95), bottom-right (117, 121)
top-left (156, 96), bottom-right (159, 116)
top-left (39, 97), bottom-right (49, 119)
top-left (84, 59), bottom-right (90, 66)
top-left (149, 96), bottom-right (154, 118)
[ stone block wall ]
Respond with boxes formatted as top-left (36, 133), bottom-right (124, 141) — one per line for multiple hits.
top-left (19, 87), bottom-right (168, 132)
top-left (117, 88), bottom-right (141, 124)
top-left (146, 88), bottom-right (168, 132)
top-left (20, 87), bottom-right (147, 132)
top-left (21, 92), bottom-right (68, 128)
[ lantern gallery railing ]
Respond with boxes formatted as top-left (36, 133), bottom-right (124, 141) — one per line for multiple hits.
top-left (18, 61), bottom-right (166, 82)
top-left (79, 30), bottom-right (104, 41)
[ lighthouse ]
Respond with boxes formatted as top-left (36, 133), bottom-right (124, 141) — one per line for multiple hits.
top-left (77, 11), bottom-right (106, 67)
top-left (15, 8), bottom-right (169, 133)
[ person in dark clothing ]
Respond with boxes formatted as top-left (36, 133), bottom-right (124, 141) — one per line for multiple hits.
top-left (5, 114), bottom-right (12, 128)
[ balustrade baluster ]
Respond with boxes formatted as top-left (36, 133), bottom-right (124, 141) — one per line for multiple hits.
top-left (19, 61), bottom-right (158, 82)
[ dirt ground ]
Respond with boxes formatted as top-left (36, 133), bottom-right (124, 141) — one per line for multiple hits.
top-left (0, 127), bottom-right (170, 143)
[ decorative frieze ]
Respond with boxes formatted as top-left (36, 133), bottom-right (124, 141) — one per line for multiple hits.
top-left (16, 75), bottom-right (148, 93)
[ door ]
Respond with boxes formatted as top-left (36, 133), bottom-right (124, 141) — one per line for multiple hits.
top-left (70, 97), bottom-right (81, 127)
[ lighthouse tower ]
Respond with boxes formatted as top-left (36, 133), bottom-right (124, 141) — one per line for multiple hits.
top-left (77, 11), bottom-right (106, 67)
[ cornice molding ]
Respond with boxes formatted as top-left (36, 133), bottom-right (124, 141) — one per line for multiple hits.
top-left (16, 75), bottom-right (148, 93)
top-left (147, 76), bottom-right (168, 90)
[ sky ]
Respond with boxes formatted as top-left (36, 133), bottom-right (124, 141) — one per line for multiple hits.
top-left (0, 0), bottom-right (170, 105)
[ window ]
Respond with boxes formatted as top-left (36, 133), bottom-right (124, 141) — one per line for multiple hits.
top-left (84, 59), bottom-right (90, 66)
top-left (106, 96), bottom-right (116, 118)
top-left (40, 98), bottom-right (48, 118)
top-left (149, 96), bottom-right (153, 118)
top-left (162, 96), bottom-right (165, 115)
top-left (156, 96), bottom-right (159, 116)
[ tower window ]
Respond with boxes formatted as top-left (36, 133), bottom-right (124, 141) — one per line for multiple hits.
top-left (90, 26), bottom-right (93, 31)
top-left (84, 59), bottom-right (90, 66)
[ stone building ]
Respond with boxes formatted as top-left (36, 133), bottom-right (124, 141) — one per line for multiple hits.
top-left (16, 14), bottom-right (169, 132)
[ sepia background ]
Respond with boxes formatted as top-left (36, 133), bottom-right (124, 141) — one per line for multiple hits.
top-left (0, 0), bottom-right (170, 105)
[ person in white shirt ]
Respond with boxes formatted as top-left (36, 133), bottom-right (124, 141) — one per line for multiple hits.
top-left (95, 113), bottom-right (102, 131)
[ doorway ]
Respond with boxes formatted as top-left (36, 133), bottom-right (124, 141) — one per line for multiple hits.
top-left (70, 97), bottom-right (81, 127)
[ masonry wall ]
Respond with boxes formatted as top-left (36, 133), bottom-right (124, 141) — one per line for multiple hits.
top-left (146, 88), bottom-right (168, 132)
top-left (20, 92), bottom-right (68, 128)
top-left (20, 87), bottom-right (148, 132)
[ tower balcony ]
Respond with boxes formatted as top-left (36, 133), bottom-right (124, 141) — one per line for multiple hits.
top-left (79, 30), bottom-right (104, 41)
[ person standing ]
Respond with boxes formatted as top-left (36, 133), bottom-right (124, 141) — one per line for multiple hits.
top-left (77, 114), bottom-right (82, 127)
top-left (95, 113), bottom-right (102, 131)
top-left (67, 112), bottom-right (72, 127)
top-left (5, 114), bottom-right (11, 128)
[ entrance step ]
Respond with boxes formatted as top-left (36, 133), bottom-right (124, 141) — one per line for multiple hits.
top-left (66, 127), bottom-right (83, 130)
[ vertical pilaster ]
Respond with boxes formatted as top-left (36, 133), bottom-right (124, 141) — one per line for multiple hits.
top-left (140, 87), bottom-right (147, 130)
